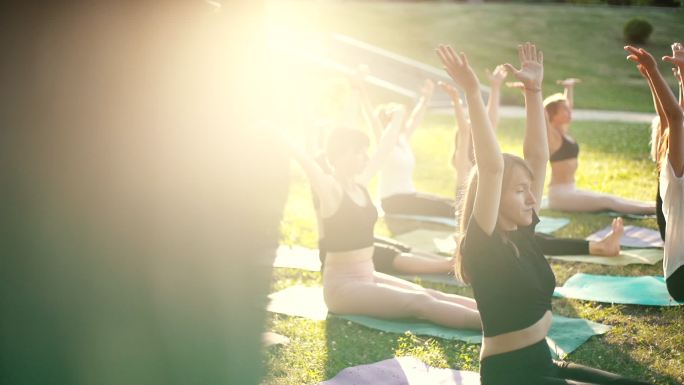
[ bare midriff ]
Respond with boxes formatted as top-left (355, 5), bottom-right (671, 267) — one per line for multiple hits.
top-left (480, 310), bottom-right (553, 360)
top-left (324, 246), bottom-right (374, 265)
top-left (550, 158), bottom-right (578, 185)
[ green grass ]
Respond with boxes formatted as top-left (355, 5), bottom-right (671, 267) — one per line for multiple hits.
top-left (268, 2), bottom-right (684, 112)
top-left (266, 116), bottom-right (684, 385)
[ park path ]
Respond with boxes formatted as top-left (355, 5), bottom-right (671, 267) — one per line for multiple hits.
top-left (305, 34), bottom-right (654, 124)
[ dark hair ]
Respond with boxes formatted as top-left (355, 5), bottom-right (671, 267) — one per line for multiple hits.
top-left (454, 154), bottom-right (533, 283)
top-left (325, 128), bottom-right (369, 167)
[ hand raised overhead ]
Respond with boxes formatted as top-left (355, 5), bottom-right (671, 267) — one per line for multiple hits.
top-left (625, 45), bottom-right (658, 72)
top-left (436, 45), bottom-right (480, 92)
top-left (438, 80), bottom-right (464, 106)
top-left (663, 42), bottom-right (684, 69)
top-left (486, 65), bottom-right (508, 87)
top-left (504, 42), bottom-right (544, 90)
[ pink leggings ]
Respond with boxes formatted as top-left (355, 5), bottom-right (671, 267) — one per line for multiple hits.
top-left (322, 257), bottom-right (481, 330)
top-left (548, 183), bottom-right (655, 215)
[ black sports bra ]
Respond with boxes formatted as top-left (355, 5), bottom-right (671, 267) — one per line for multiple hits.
top-left (550, 135), bottom-right (579, 163)
top-left (318, 185), bottom-right (378, 253)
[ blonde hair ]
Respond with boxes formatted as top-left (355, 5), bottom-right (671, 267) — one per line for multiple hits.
top-left (543, 93), bottom-right (568, 121)
top-left (454, 154), bottom-right (533, 283)
top-left (651, 116), bottom-right (670, 171)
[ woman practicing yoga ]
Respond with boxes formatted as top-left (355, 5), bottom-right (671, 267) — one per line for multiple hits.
top-left (287, 104), bottom-right (481, 329)
top-left (543, 78), bottom-right (655, 214)
top-left (306, 100), bottom-right (459, 276)
top-left (352, 67), bottom-right (456, 219)
top-left (438, 41), bottom-right (648, 384)
top-left (442, 73), bottom-right (624, 258)
top-left (628, 43), bottom-right (684, 301)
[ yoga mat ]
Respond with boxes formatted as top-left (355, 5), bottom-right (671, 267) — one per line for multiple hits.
top-left (268, 285), bottom-right (611, 356)
top-left (385, 214), bottom-right (568, 235)
top-left (597, 211), bottom-right (656, 220)
top-left (553, 273), bottom-right (683, 306)
top-left (537, 216), bottom-right (571, 235)
top-left (318, 356), bottom-right (479, 385)
top-left (394, 230), bottom-right (454, 254)
top-left (540, 196), bottom-right (654, 219)
top-left (548, 248), bottom-right (664, 266)
top-left (274, 246), bottom-right (464, 286)
top-left (586, 225), bottom-right (663, 248)
top-left (395, 216), bottom-right (570, 254)
top-left (385, 214), bottom-right (457, 228)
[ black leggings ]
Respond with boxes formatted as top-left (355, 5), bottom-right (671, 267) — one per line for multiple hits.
top-left (381, 192), bottom-right (455, 218)
top-left (666, 265), bottom-right (684, 302)
top-left (656, 182), bottom-right (666, 242)
top-left (371, 236), bottom-right (411, 274)
top-left (534, 233), bottom-right (590, 256)
top-left (481, 339), bottom-right (649, 385)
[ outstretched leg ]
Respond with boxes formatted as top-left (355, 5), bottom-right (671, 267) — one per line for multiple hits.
top-left (324, 278), bottom-right (481, 329)
top-left (548, 185), bottom-right (655, 215)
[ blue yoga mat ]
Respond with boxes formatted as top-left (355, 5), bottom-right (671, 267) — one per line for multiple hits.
top-left (554, 273), bottom-right (684, 306)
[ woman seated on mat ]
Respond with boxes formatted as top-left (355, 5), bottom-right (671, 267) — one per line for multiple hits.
top-left (438, 42), bottom-right (648, 384)
top-left (352, 66), bottom-right (456, 219)
top-left (306, 106), bottom-right (459, 276)
top-left (442, 70), bottom-right (624, 258)
top-left (628, 43), bottom-right (684, 301)
top-left (287, 105), bottom-right (481, 330)
top-left (542, 78), bottom-right (655, 214)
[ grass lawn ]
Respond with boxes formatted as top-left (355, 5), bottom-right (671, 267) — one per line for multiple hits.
top-left (266, 116), bottom-right (684, 385)
top-left (268, 2), bottom-right (684, 112)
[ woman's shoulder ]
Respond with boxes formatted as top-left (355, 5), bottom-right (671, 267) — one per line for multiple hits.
top-left (461, 216), bottom-right (507, 260)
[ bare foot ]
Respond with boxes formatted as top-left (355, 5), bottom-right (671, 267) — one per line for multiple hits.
top-left (589, 217), bottom-right (624, 256)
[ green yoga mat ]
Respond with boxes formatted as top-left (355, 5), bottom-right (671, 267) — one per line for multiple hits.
top-left (267, 285), bottom-right (611, 357)
top-left (548, 248), bottom-right (663, 266)
top-left (553, 273), bottom-right (684, 306)
top-left (394, 230), bottom-right (454, 254)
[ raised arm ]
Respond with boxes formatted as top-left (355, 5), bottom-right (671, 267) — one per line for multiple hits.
top-left (351, 64), bottom-right (384, 144)
top-left (639, 64), bottom-right (668, 131)
top-left (556, 78), bottom-right (580, 111)
top-left (664, 42), bottom-right (684, 109)
top-left (505, 43), bottom-right (547, 210)
top-left (675, 67), bottom-right (684, 109)
top-left (286, 140), bottom-right (341, 216)
top-left (404, 79), bottom-right (435, 138)
top-left (628, 45), bottom-right (684, 176)
top-left (357, 105), bottom-right (406, 185)
top-left (661, 43), bottom-right (684, 176)
top-left (440, 81), bottom-right (475, 188)
top-left (437, 45), bottom-right (503, 235)
top-left (486, 65), bottom-right (508, 129)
